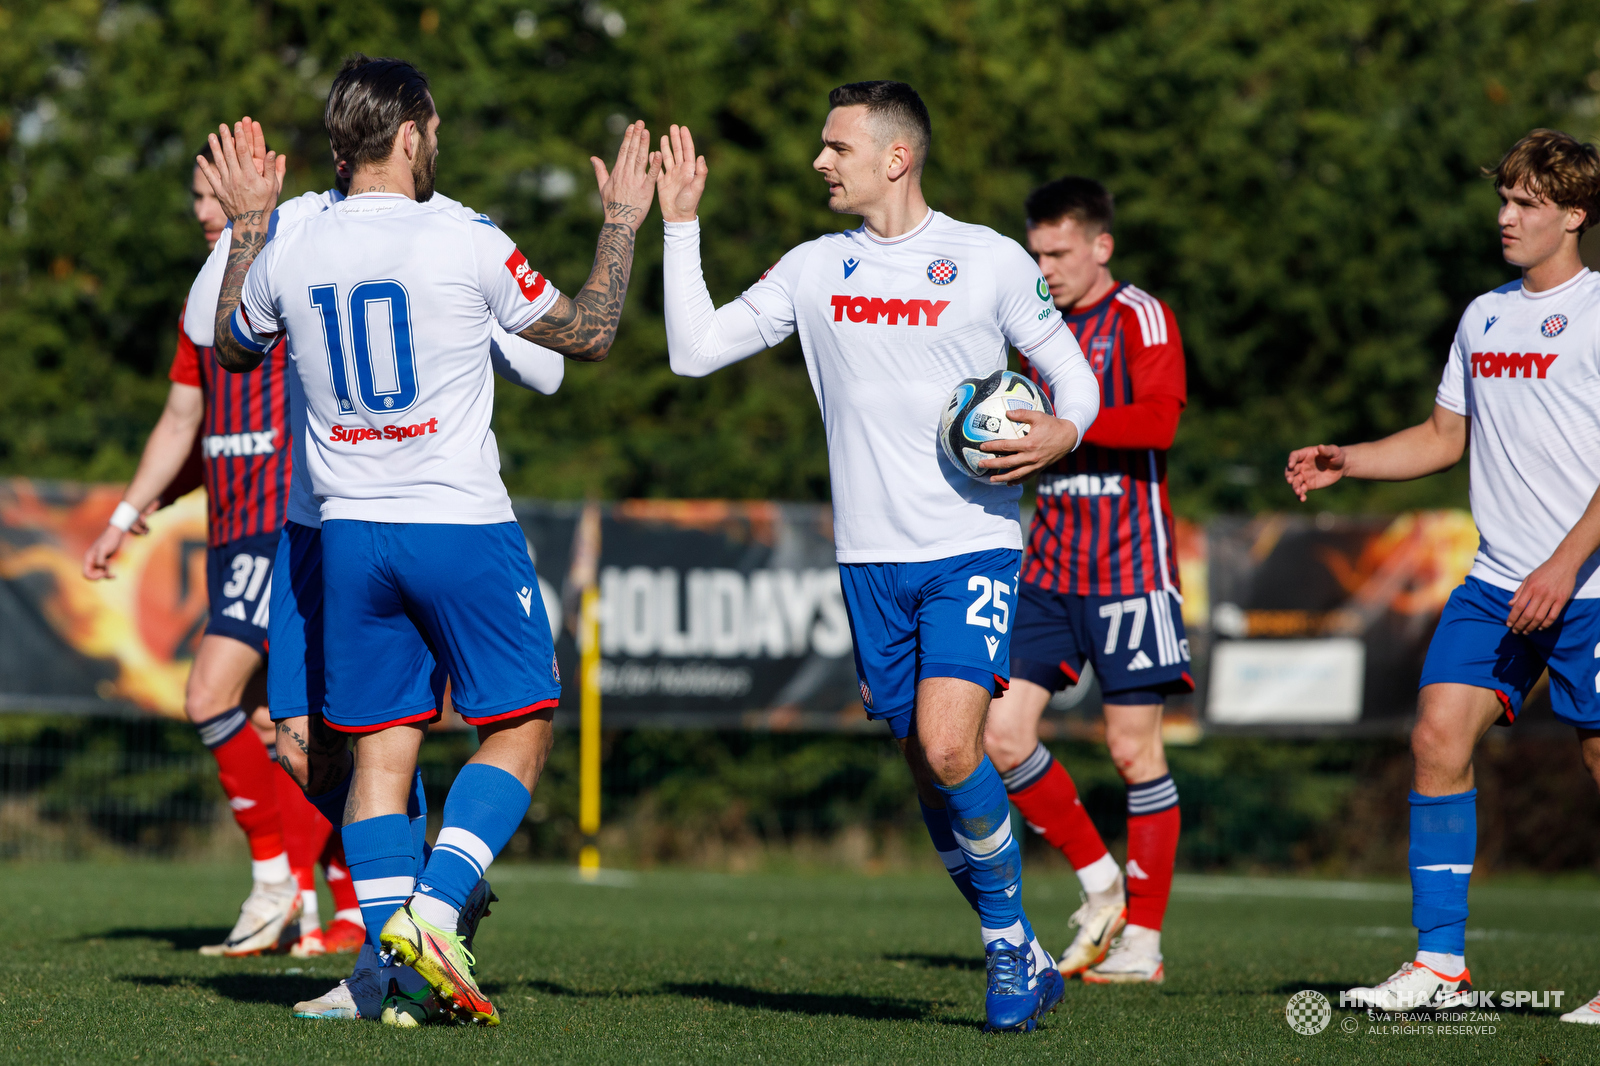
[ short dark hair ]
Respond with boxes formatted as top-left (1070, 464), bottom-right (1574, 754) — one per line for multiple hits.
top-left (325, 55), bottom-right (434, 171)
top-left (1490, 128), bottom-right (1600, 235)
top-left (827, 81), bottom-right (931, 170)
top-left (1025, 176), bottom-right (1115, 235)
top-left (194, 140), bottom-right (214, 165)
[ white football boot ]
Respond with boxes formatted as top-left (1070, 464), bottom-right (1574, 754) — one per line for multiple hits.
top-left (1058, 876), bottom-right (1127, 977)
top-left (294, 979), bottom-right (360, 1020)
top-left (220, 878), bottom-right (303, 957)
top-left (1345, 960), bottom-right (1471, 1011)
top-left (1561, 990), bottom-right (1600, 1024)
top-left (1082, 924), bottom-right (1164, 984)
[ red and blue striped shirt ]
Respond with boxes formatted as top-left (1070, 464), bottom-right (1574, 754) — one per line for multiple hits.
top-left (1019, 282), bottom-right (1186, 597)
top-left (168, 310), bottom-right (291, 547)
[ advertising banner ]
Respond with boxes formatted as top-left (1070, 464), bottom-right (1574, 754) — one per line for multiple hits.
top-left (2, 478), bottom-right (1498, 734)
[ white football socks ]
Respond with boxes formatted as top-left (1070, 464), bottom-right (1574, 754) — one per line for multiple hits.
top-left (1077, 853), bottom-right (1121, 896)
top-left (252, 852), bottom-right (292, 884)
top-left (1416, 950), bottom-right (1467, 976)
top-left (409, 892), bottom-right (460, 932)
top-left (1121, 923), bottom-right (1162, 959)
top-left (300, 889), bottom-right (320, 929)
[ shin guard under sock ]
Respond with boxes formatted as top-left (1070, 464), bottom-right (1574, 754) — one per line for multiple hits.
top-left (342, 813), bottom-right (415, 954)
top-left (416, 764), bottom-right (529, 920)
top-left (936, 756), bottom-right (1027, 942)
top-left (919, 799), bottom-right (978, 911)
top-left (1002, 742), bottom-right (1112, 871)
top-left (200, 707), bottom-right (285, 864)
top-left (1410, 789), bottom-right (1475, 958)
top-left (1125, 774), bottom-right (1180, 931)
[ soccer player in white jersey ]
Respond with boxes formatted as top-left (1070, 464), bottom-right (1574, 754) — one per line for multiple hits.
top-left (178, 114), bottom-right (565, 1022)
top-left (1287, 129), bottom-right (1600, 1016)
top-left (200, 56), bottom-right (659, 1025)
top-left (657, 81), bottom-right (1101, 1032)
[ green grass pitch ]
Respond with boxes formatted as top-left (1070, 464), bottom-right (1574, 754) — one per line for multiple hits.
top-left (2, 861), bottom-right (1597, 1064)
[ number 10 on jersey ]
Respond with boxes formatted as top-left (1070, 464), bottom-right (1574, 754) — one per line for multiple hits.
top-left (309, 282), bottom-right (419, 416)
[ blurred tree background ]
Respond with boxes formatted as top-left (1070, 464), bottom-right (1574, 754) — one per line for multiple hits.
top-left (4, 0), bottom-right (1600, 511)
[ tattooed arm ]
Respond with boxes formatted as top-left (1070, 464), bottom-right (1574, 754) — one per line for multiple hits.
top-left (194, 119), bottom-right (285, 373)
top-left (519, 120), bottom-right (659, 360)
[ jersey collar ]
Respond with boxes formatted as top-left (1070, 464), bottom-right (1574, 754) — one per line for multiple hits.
top-left (1519, 267), bottom-right (1591, 300)
top-left (859, 208), bottom-right (936, 245)
top-left (1065, 280), bottom-right (1126, 320)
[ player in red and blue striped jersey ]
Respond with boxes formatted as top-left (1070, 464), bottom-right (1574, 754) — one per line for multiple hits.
top-left (83, 143), bottom-right (359, 960)
top-left (984, 177), bottom-right (1190, 985)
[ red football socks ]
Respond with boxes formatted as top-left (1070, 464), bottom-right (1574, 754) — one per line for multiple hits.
top-left (1005, 751), bottom-right (1111, 870)
top-left (1125, 774), bottom-right (1181, 931)
top-left (200, 707), bottom-right (285, 863)
top-left (276, 764), bottom-right (333, 907)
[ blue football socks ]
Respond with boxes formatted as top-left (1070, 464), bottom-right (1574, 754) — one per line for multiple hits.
top-left (920, 798), bottom-right (979, 911)
top-left (342, 813), bottom-right (417, 954)
top-left (407, 768), bottom-right (428, 877)
top-left (1410, 789), bottom-right (1475, 960)
top-left (413, 764), bottom-right (530, 928)
top-left (936, 756), bottom-right (1029, 944)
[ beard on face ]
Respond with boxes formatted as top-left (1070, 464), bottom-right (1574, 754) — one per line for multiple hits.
top-left (413, 135), bottom-right (438, 203)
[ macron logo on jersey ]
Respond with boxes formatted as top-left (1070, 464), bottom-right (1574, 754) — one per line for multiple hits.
top-left (1470, 351), bottom-right (1559, 379)
top-left (505, 249), bottom-right (547, 303)
top-left (829, 295), bottom-right (950, 326)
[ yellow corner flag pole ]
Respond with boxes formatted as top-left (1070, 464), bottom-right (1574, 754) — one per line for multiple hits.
top-left (578, 583), bottom-right (601, 878)
top-left (573, 502), bottom-right (602, 880)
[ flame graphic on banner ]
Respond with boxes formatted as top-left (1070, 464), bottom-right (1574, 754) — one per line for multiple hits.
top-left (0, 480), bottom-right (207, 718)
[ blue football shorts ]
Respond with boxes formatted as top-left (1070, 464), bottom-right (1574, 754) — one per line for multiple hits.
top-left (205, 530), bottom-right (281, 655)
top-left (319, 520), bottom-right (561, 733)
top-left (1010, 581), bottom-right (1193, 704)
top-left (1420, 576), bottom-right (1600, 728)
top-left (838, 547), bottom-right (1021, 740)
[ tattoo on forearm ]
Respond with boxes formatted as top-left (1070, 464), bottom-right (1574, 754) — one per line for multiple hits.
top-left (521, 222), bottom-right (636, 360)
top-left (213, 223), bottom-right (270, 374)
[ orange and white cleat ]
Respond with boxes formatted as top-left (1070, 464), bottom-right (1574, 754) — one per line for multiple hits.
top-left (289, 925), bottom-right (327, 958)
top-left (1561, 989), bottom-right (1600, 1024)
top-left (1058, 891), bottom-right (1127, 978)
top-left (1345, 960), bottom-right (1472, 1011)
top-left (322, 917), bottom-right (366, 954)
top-left (380, 899), bottom-right (499, 1026)
top-left (220, 878), bottom-right (303, 957)
top-left (1082, 925), bottom-right (1164, 984)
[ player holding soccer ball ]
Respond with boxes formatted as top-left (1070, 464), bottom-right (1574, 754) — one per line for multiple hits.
top-left (1286, 129), bottom-right (1600, 1018)
top-left (202, 57), bottom-right (659, 1025)
top-left (81, 141), bottom-right (364, 960)
top-left (982, 177), bottom-right (1191, 985)
top-left (657, 82), bottom-right (1101, 1032)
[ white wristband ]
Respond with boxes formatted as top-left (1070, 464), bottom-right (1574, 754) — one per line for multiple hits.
top-left (109, 501), bottom-right (141, 532)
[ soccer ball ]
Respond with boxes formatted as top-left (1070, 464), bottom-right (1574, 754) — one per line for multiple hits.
top-left (939, 369), bottom-right (1054, 480)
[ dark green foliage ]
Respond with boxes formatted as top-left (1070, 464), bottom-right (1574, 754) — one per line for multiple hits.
top-left (5, 1), bottom-right (1600, 508)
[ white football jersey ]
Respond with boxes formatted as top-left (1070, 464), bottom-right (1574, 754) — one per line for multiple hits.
top-left (234, 192), bottom-right (560, 525)
top-left (188, 190), bottom-right (563, 528)
top-left (1436, 268), bottom-right (1600, 596)
top-left (665, 210), bottom-right (1098, 563)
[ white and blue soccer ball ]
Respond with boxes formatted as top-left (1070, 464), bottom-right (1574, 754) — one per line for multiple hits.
top-left (939, 369), bottom-right (1054, 480)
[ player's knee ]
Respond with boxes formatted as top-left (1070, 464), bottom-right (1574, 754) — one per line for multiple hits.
top-left (182, 681), bottom-right (231, 725)
top-left (922, 738), bottom-right (982, 785)
top-left (1105, 728), bottom-right (1161, 782)
top-left (983, 723), bottom-right (1035, 774)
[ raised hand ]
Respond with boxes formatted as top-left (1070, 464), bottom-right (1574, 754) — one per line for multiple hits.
top-left (658, 124), bottom-right (708, 224)
top-left (589, 120), bottom-right (660, 232)
top-left (1284, 444), bottom-right (1347, 501)
top-left (196, 117), bottom-right (284, 227)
